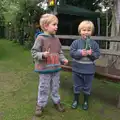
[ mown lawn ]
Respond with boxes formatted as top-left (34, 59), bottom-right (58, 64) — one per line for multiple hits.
top-left (0, 39), bottom-right (120, 120)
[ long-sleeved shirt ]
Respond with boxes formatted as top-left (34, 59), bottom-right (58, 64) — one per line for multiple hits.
top-left (31, 33), bottom-right (67, 73)
top-left (70, 38), bottom-right (100, 74)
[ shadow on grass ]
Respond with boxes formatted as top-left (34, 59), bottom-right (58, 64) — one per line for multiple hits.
top-left (60, 72), bottom-right (120, 108)
top-left (92, 80), bottom-right (119, 107)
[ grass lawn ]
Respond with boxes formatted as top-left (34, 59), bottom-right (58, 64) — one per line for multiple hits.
top-left (0, 39), bottom-right (120, 120)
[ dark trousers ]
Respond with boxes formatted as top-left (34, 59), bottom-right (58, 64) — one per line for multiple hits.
top-left (72, 72), bottom-right (94, 95)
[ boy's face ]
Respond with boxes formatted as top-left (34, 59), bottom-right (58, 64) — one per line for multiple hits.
top-left (80, 25), bottom-right (92, 39)
top-left (44, 20), bottom-right (58, 35)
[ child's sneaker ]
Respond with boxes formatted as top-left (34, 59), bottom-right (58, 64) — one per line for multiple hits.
top-left (54, 102), bottom-right (65, 112)
top-left (35, 105), bottom-right (43, 117)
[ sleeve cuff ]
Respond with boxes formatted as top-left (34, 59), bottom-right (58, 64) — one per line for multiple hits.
top-left (37, 52), bottom-right (44, 60)
top-left (77, 49), bottom-right (82, 55)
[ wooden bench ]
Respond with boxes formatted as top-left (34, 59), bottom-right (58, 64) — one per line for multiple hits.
top-left (58, 35), bottom-right (120, 108)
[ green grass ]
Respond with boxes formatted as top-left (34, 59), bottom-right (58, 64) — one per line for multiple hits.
top-left (0, 39), bottom-right (120, 120)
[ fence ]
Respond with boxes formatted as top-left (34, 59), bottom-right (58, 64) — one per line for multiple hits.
top-left (57, 35), bottom-right (120, 82)
top-left (57, 35), bottom-right (120, 108)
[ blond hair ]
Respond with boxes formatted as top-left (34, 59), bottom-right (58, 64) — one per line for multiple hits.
top-left (78, 20), bottom-right (94, 34)
top-left (39, 13), bottom-right (58, 31)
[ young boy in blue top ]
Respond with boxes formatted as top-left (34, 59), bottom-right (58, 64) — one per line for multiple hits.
top-left (70, 20), bottom-right (100, 110)
top-left (31, 14), bottom-right (68, 116)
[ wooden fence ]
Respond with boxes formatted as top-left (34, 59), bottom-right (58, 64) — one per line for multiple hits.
top-left (57, 35), bottom-right (120, 82)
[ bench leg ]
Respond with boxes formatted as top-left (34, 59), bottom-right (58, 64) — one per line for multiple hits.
top-left (117, 93), bottom-right (120, 108)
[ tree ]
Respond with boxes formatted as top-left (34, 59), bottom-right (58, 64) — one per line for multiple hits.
top-left (99, 0), bottom-right (120, 71)
top-left (109, 0), bottom-right (120, 69)
top-left (65, 0), bottom-right (99, 10)
top-left (40, 0), bottom-right (102, 14)
top-left (0, 0), bottom-right (44, 46)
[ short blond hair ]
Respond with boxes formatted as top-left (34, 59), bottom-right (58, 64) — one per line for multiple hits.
top-left (39, 13), bottom-right (58, 31)
top-left (78, 20), bottom-right (94, 34)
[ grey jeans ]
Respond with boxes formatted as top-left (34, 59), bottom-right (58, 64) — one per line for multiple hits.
top-left (37, 72), bottom-right (60, 107)
top-left (72, 72), bottom-right (94, 95)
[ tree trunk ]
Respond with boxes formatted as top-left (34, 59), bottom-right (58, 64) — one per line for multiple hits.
top-left (110, 0), bottom-right (120, 69)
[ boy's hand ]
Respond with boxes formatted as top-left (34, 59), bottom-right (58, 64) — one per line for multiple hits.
top-left (81, 49), bottom-right (87, 56)
top-left (63, 59), bottom-right (68, 65)
top-left (87, 49), bottom-right (92, 55)
top-left (43, 51), bottom-right (50, 58)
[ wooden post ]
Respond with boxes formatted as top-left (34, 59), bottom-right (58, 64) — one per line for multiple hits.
top-left (106, 10), bottom-right (108, 49)
top-left (117, 94), bottom-right (120, 108)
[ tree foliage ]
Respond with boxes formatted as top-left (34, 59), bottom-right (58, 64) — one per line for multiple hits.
top-left (0, 0), bottom-right (44, 47)
top-left (65, 0), bottom-right (100, 10)
top-left (0, 0), bottom-right (114, 47)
